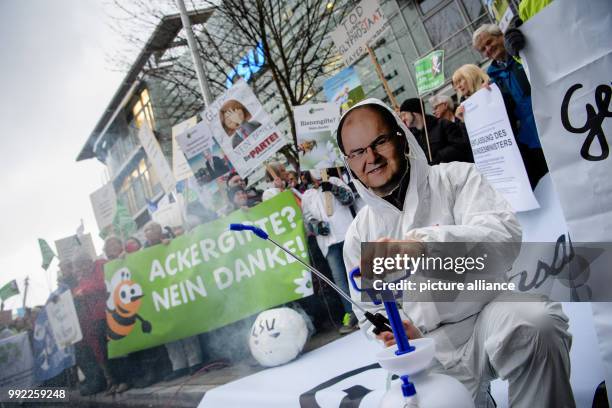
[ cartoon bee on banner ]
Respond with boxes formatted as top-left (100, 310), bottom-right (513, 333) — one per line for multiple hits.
top-left (105, 268), bottom-right (152, 340)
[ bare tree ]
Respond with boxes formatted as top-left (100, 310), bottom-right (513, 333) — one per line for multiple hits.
top-left (105, 0), bottom-right (350, 171)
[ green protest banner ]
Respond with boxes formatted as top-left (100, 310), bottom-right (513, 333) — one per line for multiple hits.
top-left (414, 50), bottom-right (445, 96)
top-left (38, 238), bottom-right (55, 270)
top-left (0, 280), bottom-right (19, 302)
top-left (104, 191), bottom-right (313, 358)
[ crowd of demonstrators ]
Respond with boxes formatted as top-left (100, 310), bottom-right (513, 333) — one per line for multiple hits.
top-left (398, 98), bottom-right (474, 165)
top-left (301, 171), bottom-right (358, 334)
top-left (226, 172), bottom-right (262, 207)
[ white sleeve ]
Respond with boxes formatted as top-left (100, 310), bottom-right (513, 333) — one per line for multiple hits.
top-left (405, 163), bottom-right (522, 274)
top-left (343, 214), bottom-right (390, 341)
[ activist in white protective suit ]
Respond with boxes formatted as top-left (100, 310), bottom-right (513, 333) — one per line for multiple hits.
top-left (337, 99), bottom-right (575, 407)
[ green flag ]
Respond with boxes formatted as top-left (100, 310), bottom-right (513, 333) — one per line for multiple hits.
top-left (0, 280), bottom-right (19, 302)
top-left (414, 50), bottom-right (445, 96)
top-left (38, 238), bottom-right (56, 270)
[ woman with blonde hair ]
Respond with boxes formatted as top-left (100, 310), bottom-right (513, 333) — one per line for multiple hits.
top-left (452, 63), bottom-right (548, 190)
top-left (452, 64), bottom-right (490, 121)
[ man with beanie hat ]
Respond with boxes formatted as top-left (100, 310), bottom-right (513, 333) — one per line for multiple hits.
top-left (399, 98), bottom-right (473, 165)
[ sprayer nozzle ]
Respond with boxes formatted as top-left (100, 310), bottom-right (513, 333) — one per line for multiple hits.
top-left (228, 223), bottom-right (269, 240)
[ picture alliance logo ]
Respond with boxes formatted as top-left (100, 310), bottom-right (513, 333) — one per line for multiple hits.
top-left (106, 267), bottom-right (152, 340)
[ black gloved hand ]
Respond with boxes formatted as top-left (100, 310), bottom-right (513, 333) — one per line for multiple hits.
top-left (316, 221), bottom-right (330, 236)
top-left (320, 181), bottom-right (333, 192)
top-left (504, 16), bottom-right (525, 58)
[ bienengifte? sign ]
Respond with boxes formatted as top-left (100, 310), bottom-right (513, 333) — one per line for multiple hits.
top-left (330, 0), bottom-right (388, 67)
top-left (104, 191), bottom-right (313, 357)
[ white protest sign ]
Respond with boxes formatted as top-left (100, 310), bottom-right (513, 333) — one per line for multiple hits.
top-left (463, 84), bottom-right (539, 212)
top-left (172, 116), bottom-right (197, 181)
top-left (45, 291), bottom-right (82, 347)
top-left (54, 234), bottom-right (96, 262)
top-left (520, 0), bottom-right (612, 242)
top-left (151, 198), bottom-right (184, 228)
top-left (0, 332), bottom-right (35, 393)
top-left (89, 183), bottom-right (117, 231)
top-left (294, 103), bottom-right (342, 171)
top-left (330, 0), bottom-right (388, 67)
top-left (176, 120), bottom-right (233, 185)
top-left (521, 3), bottom-right (612, 404)
top-left (138, 123), bottom-right (176, 194)
top-left (201, 80), bottom-right (285, 178)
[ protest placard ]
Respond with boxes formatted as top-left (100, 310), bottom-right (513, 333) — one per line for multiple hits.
top-left (0, 332), bottom-right (34, 393)
top-left (463, 84), bottom-right (539, 212)
top-left (294, 103), bottom-right (342, 171)
top-left (172, 116), bottom-right (197, 182)
top-left (104, 191), bottom-right (312, 357)
top-left (45, 290), bottom-right (82, 347)
top-left (520, 0), bottom-right (611, 241)
top-left (485, 0), bottom-right (514, 32)
top-left (330, 0), bottom-right (388, 67)
top-left (33, 298), bottom-right (75, 383)
top-left (175, 120), bottom-right (233, 185)
top-left (414, 50), bottom-right (445, 96)
top-left (138, 123), bottom-right (176, 194)
top-left (54, 234), bottom-right (96, 262)
top-left (323, 67), bottom-right (365, 114)
top-left (90, 182), bottom-right (117, 231)
top-left (198, 80), bottom-right (285, 179)
top-left (521, 3), bottom-right (612, 399)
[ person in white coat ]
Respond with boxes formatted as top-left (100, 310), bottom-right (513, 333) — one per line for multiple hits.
top-left (302, 171), bottom-right (357, 334)
top-left (337, 99), bottom-right (574, 407)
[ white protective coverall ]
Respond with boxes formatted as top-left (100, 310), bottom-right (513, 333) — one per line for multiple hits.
top-left (340, 99), bottom-right (574, 407)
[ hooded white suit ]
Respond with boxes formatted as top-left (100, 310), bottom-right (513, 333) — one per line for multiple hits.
top-left (340, 99), bottom-right (574, 407)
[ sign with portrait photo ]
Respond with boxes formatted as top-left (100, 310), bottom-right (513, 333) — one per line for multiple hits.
top-left (200, 80), bottom-right (285, 178)
top-left (294, 103), bottom-right (343, 171)
top-left (175, 120), bottom-right (234, 186)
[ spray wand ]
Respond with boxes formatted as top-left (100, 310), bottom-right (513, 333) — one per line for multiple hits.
top-left (229, 223), bottom-right (393, 334)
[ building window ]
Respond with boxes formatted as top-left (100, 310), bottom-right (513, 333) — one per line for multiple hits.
top-left (393, 86), bottom-right (405, 96)
top-left (416, 0), bottom-right (445, 14)
top-left (117, 157), bottom-right (161, 215)
top-left (107, 128), bottom-right (139, 176)
top-left (422, 2), bottom-right (471, 54)
top-left (131, 88), bottom-right (155, 129)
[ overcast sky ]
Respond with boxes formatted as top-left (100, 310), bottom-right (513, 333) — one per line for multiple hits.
top-left (0, 0), bottom-right (125, 309)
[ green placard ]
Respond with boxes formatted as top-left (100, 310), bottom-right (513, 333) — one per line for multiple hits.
top-left (414, 50), bottom-right (445, 96)
top-left (104, 191), bottom-right (312, 358)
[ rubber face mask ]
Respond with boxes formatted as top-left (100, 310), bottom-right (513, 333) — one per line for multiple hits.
top-left (338, 108), bottom-right (411, 198)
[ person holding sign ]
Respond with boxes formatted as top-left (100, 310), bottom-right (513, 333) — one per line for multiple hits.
top-left (398, 98), bottom-right (473, 165)
top-left (453, 63), bottom-right (546, 190)
top-left (472, 24), bottom-right (548, 188)
top-left (302, 172), bottom-right (357, 334)
top-left (336, 99), bottom-right (574, 407)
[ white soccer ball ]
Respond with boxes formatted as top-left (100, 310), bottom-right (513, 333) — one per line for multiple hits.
top-left (249, 307), bottom-right (308, 367)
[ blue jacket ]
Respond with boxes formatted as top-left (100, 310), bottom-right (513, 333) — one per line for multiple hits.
top-left (488, 59), bottom-right (541, 148)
